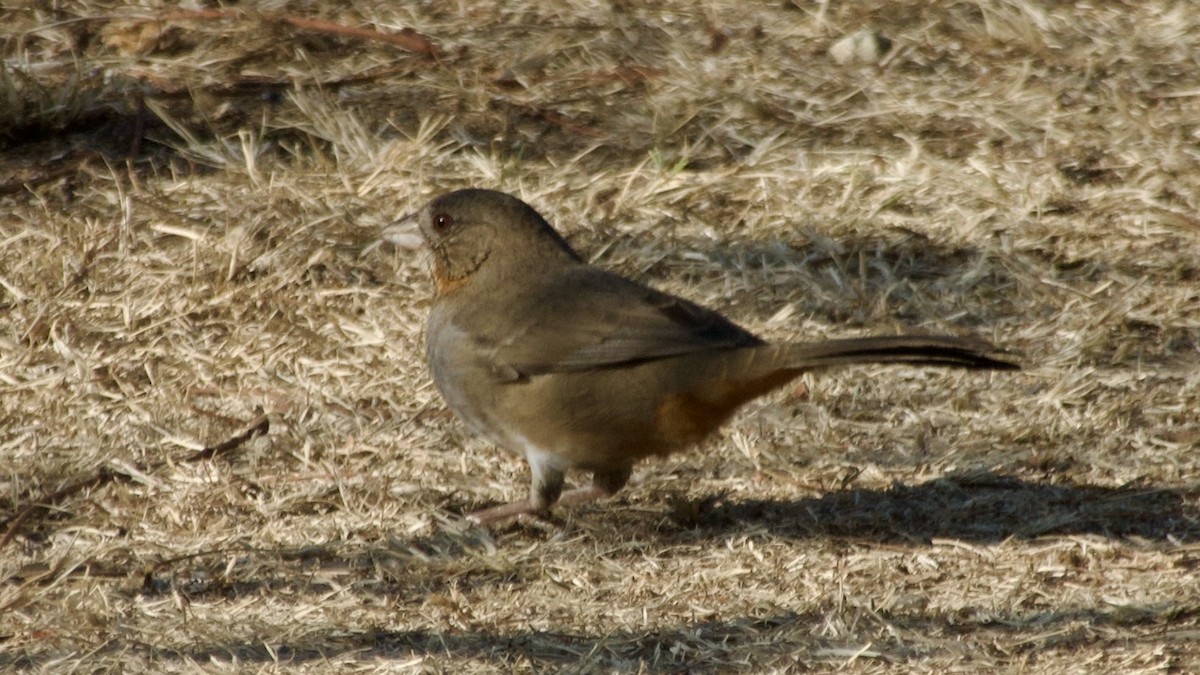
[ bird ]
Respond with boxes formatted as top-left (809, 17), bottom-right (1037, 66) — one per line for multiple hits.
top-left (383, 188), bottom-right (1019, 524)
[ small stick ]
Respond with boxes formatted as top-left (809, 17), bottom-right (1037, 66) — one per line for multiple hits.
top-left (0, 414), bottom-right (270, 552)
top-left (0, 469), bottom-right (131, 551)
top-left (184, 414), bottom-right (270, 463)
top-left (156, 8), bottom-right (438, 57)
top-left (278, 16), bottom-right (437, 56)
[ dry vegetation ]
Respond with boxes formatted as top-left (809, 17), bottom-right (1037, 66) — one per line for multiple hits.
top-left (2, 0), bottom-right (1199, 672)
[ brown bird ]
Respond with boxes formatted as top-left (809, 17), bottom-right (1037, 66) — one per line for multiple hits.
top-left (384, 189), bottom-right (1018, 524)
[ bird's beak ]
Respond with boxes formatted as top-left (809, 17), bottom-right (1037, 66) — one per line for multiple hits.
top-left (382, 212), bottom-right (425, 249)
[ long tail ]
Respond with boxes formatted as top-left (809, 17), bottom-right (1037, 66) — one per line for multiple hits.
top-left (780, 335), bottom-right (1021, 371)
top-left (654, 334), bottom-right (1019, 451)
top-left (679, 334), bottom-right (1019, 410)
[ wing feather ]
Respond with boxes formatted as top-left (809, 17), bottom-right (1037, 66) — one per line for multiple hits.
top-left (487, 267), bottom-right (761, 376)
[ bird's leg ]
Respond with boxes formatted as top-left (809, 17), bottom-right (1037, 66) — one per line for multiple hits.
top-left (466, 499), bottom-right (542, 525)
top-left (556, 467), bottom-right (633, 507)
top-left (467, 448), bottom-right (565, 525)
top-left (467, 463), bottom-right (633, 525)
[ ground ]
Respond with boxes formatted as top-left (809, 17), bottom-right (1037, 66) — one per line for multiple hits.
top-left (2, 1), bottom-right (1199, 672)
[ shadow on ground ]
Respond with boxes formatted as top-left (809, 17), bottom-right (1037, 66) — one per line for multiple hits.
top-left (6, 600), bottom-right (1196, 671)
top-left (5, 472), bottom-right (1196, 669)
top-left (82, 472), bottom-right (1199, 601)
top-left (671, 471), bottom-right (1200, 543)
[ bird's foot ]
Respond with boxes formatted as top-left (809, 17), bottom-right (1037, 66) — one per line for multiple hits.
top-left (466, 484), bottom-right (610, 526)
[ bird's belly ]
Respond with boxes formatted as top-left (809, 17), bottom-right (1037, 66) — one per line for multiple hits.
top-left (425, 319), bottom-right (517, 450)
top-left (490, 366), bottom-right (696, 472)
top-left (426, 318), bottom-right (755, 473)
top-left (431, 362), bottom-right (665, 472)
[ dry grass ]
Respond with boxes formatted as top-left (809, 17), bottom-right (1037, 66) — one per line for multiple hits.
top-left (2, 0), bottom-right (1199, 672)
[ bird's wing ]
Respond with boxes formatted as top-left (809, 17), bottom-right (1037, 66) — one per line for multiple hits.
top-left (483, 267), bottom-right (762, 378)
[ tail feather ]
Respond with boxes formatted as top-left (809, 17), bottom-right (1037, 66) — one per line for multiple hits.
top-left (663, 334), bottom-right (1019, 446)
top-left (780, 335), bottom-right (1021, 372)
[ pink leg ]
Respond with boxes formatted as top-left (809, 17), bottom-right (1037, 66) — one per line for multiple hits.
top-left (467, 468), bottom-right (631, 525)
top-left (466, 485), bottom-right (609, 524)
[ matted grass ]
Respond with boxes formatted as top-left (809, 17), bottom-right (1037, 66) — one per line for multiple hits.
top-left (2, 1), bottom-right (1198, 672)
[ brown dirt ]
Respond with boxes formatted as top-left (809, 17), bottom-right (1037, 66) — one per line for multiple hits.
top-left (2, 1), bottom-right (1199, 672)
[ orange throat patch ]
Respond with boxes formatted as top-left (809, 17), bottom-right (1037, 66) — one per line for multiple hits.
top-left (431, 260), bottom-right (470, 297)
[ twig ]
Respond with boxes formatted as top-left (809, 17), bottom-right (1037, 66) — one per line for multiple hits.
top-left (0, 469), bottom-right (131, 551)
top-left (129, 88), bottom-right (145, 160)
top-left (279, 15), bottom-right (437, 56)
top-left (156, 8), bottom-right (438, 57)
top-left (0, 414), bottom-right (270, 552)
top-left (0, 151), bottom-right (95, 195)
top-left (184, 414), bottom-right (270, 463)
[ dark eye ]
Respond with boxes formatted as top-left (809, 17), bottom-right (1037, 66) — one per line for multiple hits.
top-left (432, 212), bottom-right (453, 233)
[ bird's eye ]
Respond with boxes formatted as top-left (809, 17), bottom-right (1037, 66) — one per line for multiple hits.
top-left (432, 213), bottom-right (453, 233)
